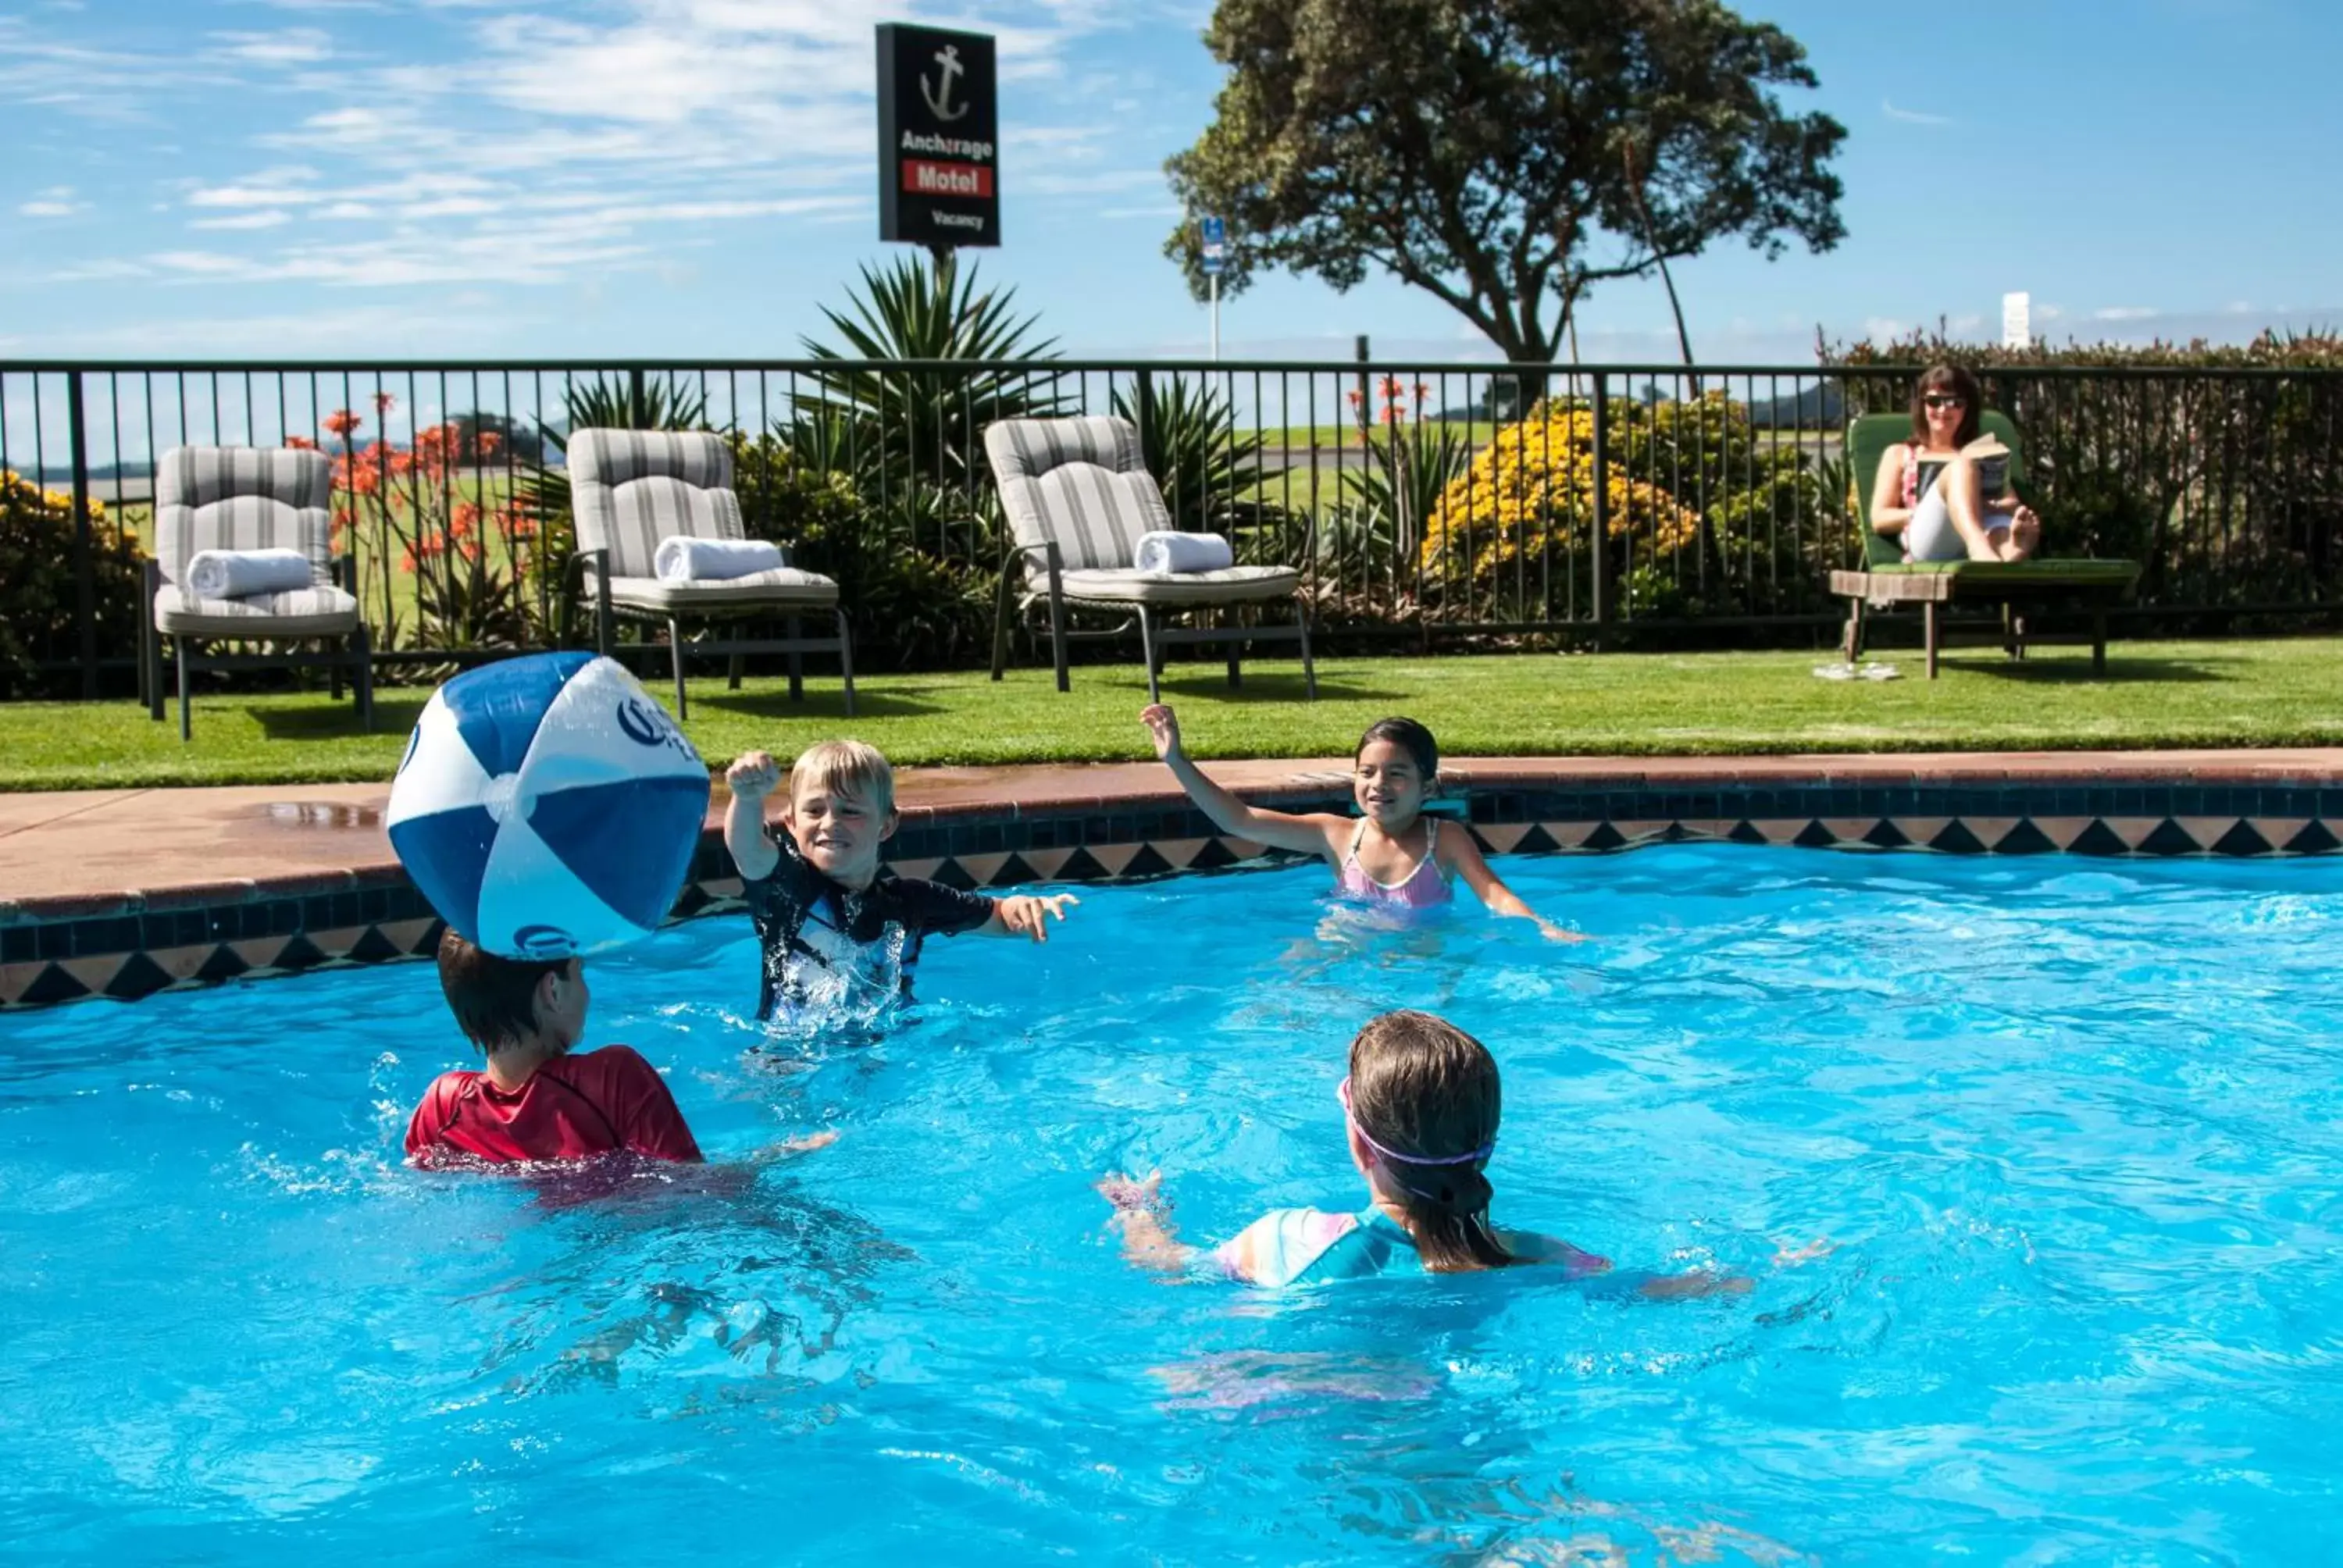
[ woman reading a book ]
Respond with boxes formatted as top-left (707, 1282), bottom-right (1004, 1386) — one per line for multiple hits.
top-left (1867, 363), bottom-right (2041, 562)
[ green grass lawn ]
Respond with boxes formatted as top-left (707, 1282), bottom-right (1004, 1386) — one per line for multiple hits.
top-left (8, 637), bottom-right (2343, 791)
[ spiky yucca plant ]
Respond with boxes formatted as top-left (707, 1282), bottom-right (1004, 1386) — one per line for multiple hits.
top-left (1109, 375), bottom-right (1273, 536)
top-left (797, 253), bottom-right (1065, 491)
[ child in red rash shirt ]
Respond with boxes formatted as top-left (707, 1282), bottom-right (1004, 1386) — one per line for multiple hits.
top-left (404, 928), bottom-right (701, 1168)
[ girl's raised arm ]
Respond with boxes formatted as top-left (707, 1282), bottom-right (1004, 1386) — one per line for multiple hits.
top-left (1141, 704), bottom-right (1343, 860)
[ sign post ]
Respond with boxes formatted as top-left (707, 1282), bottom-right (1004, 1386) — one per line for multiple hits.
top-left (877, 23), bottom-right (1000, 261)
top-left (2002, 290), bottom-right (2031, 350)
top-left (1200, 215), bottom-right (1225, 362)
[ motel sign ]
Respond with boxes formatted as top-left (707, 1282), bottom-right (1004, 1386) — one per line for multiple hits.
top-left (876, 23), bottom-right (1000, 249)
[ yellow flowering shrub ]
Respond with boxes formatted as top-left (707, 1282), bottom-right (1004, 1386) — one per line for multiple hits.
top-left (0, 469), bottom-right (147, 693)
top-left (1418, 401), bottom-right (1702, 586)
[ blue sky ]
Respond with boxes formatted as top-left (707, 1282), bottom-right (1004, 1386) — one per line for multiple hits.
top-left (2, 0), bottom-right (2339, 363)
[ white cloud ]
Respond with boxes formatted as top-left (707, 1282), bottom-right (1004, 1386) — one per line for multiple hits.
top-left (1021, 168), bottom-right (1165, 196)
top-left (191, 209), bottom-right (294, 230)
top-left (20, 0), bottom-right (1150, 297)
top-left (210, 27), bottom-right (333, 64)
top-left (1881, 99), bottom-right (1954, 127)
top-left (0, 300), bottom-right (538, 356)
top-left (2092, 305), bottom-right (2159, 321)
top-left (18, 184), bottom-right (84, 216)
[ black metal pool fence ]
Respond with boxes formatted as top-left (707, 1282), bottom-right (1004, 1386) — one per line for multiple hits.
top-left (4, 356), bottom-right (2340, 696)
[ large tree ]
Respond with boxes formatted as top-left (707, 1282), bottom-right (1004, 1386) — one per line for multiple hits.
top-left (1164, 0), bottom-right (1846, 364)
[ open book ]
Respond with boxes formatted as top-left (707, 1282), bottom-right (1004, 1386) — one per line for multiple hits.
top-left (1917, 434), bottom-right (2011, 501)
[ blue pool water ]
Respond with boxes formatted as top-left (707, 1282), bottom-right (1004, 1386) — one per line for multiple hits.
top-left (4, 845), bottom-right (2341, 1563)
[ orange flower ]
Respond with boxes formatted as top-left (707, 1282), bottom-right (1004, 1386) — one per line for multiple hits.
top-left (451, 501), bottom-right (480, 539)
top-left (323, 410), bottom-right (362, 439)
top-left (372, 390), bottom-right (396, 415)
top-left (474, 429), bottom-right (502, 458)
top-left (285, 434), bottom-right (319, 451)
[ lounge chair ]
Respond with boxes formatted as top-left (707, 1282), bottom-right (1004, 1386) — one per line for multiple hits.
top-left (146, 445), bottom-right (373, 741)
top-left (563, 429), bottom-right (853, 718)
top-left (982, 415), bottom-right (1314, 704)
top-left (1832, 411), bottom-right (2142, 678)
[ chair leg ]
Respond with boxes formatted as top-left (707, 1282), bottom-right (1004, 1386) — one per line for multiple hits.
top-left (148, 623), bottom-right (166, 722)
top-left (177, 638), bottom-right (192, 742)
top-left (727, 654), bottom-right (744, 691)
top-left (330, 641), bottom-right (344, 701)
top-left (355, 625), bottom-right (375, 731)
top-left (1923, 601), bottom-right (1940, 680)
top-left (836, 610), bottom-right (857, 718)
top-left (1137, 608), bottom-right (1161, 705)
top-left (787, 615), bottom-right (804, 703)
top-left (1047, 583), bottom-right (1070, 694)
top-left (669, 617), bottom-right (689, 719)
top-left (1225, 605), bottom-right (1243, 689)
top-left (1840, 598), bottom-right (1864, 664)
top-left (1298, 599), bottom-right (1318, 700)
top-left (990, 561), bottom-right (1015, 682)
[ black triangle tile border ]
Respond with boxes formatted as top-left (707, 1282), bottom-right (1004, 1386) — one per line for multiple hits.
top-left (2138, 819), bottom-right (2203, 857)
top-left (2211, 821), bottom-right (2274, 857)
top-left (1992, 820), bottom-right (2059, 856)
top-left (10, 786), bottom-right (2343, 1012)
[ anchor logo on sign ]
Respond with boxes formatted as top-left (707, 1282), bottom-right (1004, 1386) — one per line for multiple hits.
top-left (921, 44), bottom-right (969, 122)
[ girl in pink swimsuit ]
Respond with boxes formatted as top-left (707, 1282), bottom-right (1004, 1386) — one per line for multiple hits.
top-left (1139, 707), bottom-right (1582, 940)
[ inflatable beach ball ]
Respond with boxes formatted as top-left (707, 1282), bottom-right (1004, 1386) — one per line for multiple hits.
top-left (387, 652), bottom-right (711, 958)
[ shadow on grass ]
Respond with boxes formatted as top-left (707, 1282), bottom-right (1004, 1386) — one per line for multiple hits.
top-left (249, 696), bottom-right (428, 739)
top-left (1134, 672), bottom-right (1399, 704)
top-left (1955, 656), bottom-right (2231, 685)
top-left (688, 686), bottom-right (945, 721)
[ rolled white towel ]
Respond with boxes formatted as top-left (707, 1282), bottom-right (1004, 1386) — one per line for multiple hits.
top-left (186, 547), bottom-right (315, 599)
top-left (654, 536), bottom-right (786, 583)
top-left (1133, 531), bottom-right (1234, 575)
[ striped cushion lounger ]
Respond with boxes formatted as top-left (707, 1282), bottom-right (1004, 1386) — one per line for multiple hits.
top-left (982, 415), bottom-right (1315, 703)
top-left (565, 428), bottom-right (854, 718)
top-left (146, 445), bottom-right (374, 741)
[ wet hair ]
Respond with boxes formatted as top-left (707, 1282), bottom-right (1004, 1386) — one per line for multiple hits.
top-left (1345, 1010), bottom-right (1517, 1271)
top-left (789, 739), bottom-right (894, 816)
top-left (1910, 364), bottom-right (1984, 447)
top-left (436, 927), bottom-right (571, 1054)
top-left (1354, 717), bottom-right (1439, 786)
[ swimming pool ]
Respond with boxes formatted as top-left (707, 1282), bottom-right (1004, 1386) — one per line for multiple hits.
top-left (3, 843), bottom-right (2338, 1563)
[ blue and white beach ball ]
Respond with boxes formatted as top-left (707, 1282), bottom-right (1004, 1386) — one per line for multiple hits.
top-left (387, 652), bottom-right (711, 958)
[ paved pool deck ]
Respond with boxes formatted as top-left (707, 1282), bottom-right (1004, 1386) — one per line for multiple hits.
top-left (6, 748), bottom-right (2342, 913)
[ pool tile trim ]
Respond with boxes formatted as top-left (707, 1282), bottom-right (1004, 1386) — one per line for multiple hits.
top-left (5, 756), bottom-right (2341, 1010)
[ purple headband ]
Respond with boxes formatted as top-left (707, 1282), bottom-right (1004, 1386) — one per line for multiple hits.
top-left (1338, 1076), bottom-right (1495, 1167)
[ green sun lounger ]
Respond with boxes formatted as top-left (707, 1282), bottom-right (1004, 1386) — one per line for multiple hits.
top-left (1833, 412), bottom-right (2142, 677)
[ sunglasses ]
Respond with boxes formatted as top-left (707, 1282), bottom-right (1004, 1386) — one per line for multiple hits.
top-left (1923, 394), bottom-right (1967, 409)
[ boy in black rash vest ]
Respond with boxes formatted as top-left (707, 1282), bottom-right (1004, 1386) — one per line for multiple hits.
top-left (724, 740), bottom-right (1078, 1020)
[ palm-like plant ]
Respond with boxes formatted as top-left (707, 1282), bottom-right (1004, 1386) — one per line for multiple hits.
top-left (796, 253), bottom-right (1065, 492)
top-left (1343, 420), bottom-right (1478, 559)
top-left (1109, 375), bottom-right (1274, 536)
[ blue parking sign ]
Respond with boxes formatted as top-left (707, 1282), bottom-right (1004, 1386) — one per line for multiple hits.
top-left (1200, 215), bottom-right (1226, 276)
